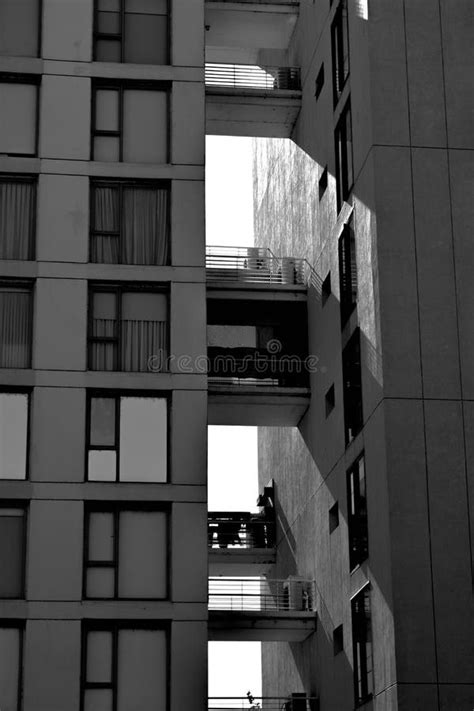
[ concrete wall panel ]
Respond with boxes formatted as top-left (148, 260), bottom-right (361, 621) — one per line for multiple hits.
top-left (171, 503), bottom-right (207, 602)
top-left (171, 389), bottom-right (206, 486)
top-left (171, 82), bottom-right (205, 166)
top-left (170, 622), bottom-right (207, 711)
top-left (170, 282), bottom-right (206, 371)
top-left (171, 180), bottom-right (205, 267)
top-left (37, 174), bottom-right (89, 263)
top-left (171, 0), bottom-right (203, 67)
top-left (42, 0), bottom-right (93, 61)
top-left (40, 75), bottom-right (90, 160)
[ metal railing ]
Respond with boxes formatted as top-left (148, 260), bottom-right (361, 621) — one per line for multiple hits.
top-left (206, 246), bottom-right (309, 286)
top-left (208, 513), bottom-right (275, 549)
top-left (209, 697), bottom-right (317, 711)
top-left (208, 577), bottom-right (315, 612)
top-left (205, 64), bottom-right (301, 91)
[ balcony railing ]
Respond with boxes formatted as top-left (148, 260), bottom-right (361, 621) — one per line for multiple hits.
top-left (208, 577), bottom-right (315, 612)
top-left (205, 64), bottom-right (301, 91)
top-left (209, 697), bottom-right (317, 711)
top-left (206, 246), bottom-right (309, 286)
top-left (209, 513), bottom-right (275, 549)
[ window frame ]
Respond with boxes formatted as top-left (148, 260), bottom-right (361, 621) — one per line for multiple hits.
top-left (85, 390), bottom-right (171, 483)
top-left (93, 0), bottom-right (169, 65)
top-left (80, 620), bottom-right (170, 711)
top-left (87, 282), bottom-right (169, 372)
top-left (334, 98), bottom-right (354, 213)
top-left (89, 179), bottom-right (171, 266)
top-left (83, 502), bottom-right (170, 601)
top-left (0, 279), bottom-right (34, 370)
top-left (0, 620), bottom-right (25, 711)
top-left (0, 174), bottom-right (37, 261)
top-left (331, 0), bottom-right (350, 106)
top-left (0, 389), bottom-right (31, 481)
top-left (0, 503), bottom-right (28, 599)
top-left (347, 453), bottom-right (369, 571)
top-left (90, 80), bottom-right (170, 163)
top-left (351, 583), bottom-right (374, 707)
top-left (0, 74), bottom-right (40, 158)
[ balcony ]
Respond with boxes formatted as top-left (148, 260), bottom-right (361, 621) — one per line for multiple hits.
top-left (209, 512), bottom-right (276, 575)
top-left (208, 577), bottom-right (317, 641)
top-left (205, 64), bottom-right (302, 137)
top-left (206, 246), bottom-right (309, 289)
top-left (209, 695), bottom-right (318, 711)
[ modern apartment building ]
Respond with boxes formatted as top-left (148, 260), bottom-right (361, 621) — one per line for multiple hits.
top-left (0, 1), bottom-right (472, 711)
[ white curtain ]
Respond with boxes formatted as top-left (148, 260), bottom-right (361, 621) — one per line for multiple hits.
top-left (121, 320), bottom-right (167, 372)
top-left (0, 182), bottom-right (35, 260)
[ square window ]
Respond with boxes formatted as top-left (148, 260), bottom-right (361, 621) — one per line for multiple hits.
top-left (321, 271), bottom-right (331, 305)
top-left (0, 176), bottom-right (36, 260)
top-left (0, 507), bottom-right (26, 598)
top-left (318, 166), bottom-right (328, 201)
top-left (325, 384), bottom-right (335, 417)
top-left (0, 393), bottom-right (29, 480)
top-left (0, 79), bottom-right (38, 156)
top-left (329, 501), bottom-right (339, 533)
top-left (315, 64), bottom-right (324, 99)
top-left (333, 624), bottom-right (343, 654)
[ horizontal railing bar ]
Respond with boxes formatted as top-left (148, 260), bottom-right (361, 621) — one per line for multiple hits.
top-left (205, 63), bottom-right (301, 90)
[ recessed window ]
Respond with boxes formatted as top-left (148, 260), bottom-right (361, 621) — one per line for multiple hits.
top-left (351, 585), bottom-right (373, 706)
top-left (329, 501), bottom-right (339, 533)
top-left (325, 384), bottom-right (335, 417)
top-left (342, 329), bottom-right (363, 444)
top-left (0, 393), bottom-right (29, 480)
top-left (85, 505), bottom-right (168, 599)
top-left (90, 181), bottom-right (170, 265)
top-left (88, 286), bottom-right (168, 372)
top-left (339, 215), bottom-right (358, 326)
top-left (315, 64), bottom-right (325, 99)
top-left (82, 624), bottom-right (168, 711)
top-left (0, 0), bottom-right (40, 57)
top-left (92, 82), bottom-right (168, 163)
top-left (0, 625), bottom-right (23, 711)
top-left (331, 0), bottom-right (350, 105)
top-left (0, 77), bottom-right (39, 157)
top-left (321, 271), bottom-right (331, 305)
top-left (318, 166), bottom-right (328, 201)
top-left (0, 282), bottom-right (33, 369)
top-left (334, 99), bottom-right (353, 212)
top-left (347, 454), bottom-right (368, 571)
top-left (0, 507), bottom-right (26, 598)
top-left (333, 624), bottom-right (343, 654)
top-left (0, 176), bottom-right (36, 260)
top-left (94, 0), bottom-right (168, 65)
top-left (87, 394), bottom-right (168, 482)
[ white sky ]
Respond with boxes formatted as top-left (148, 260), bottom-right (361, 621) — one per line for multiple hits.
top-left (206, 136), bottom-right (262, 699)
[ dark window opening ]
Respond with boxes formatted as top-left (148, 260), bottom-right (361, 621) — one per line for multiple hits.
top-left (334, 99), bottom-right (353, 212)
top-left (0, 76), bottom-right (39, 157)
top-left (0, 282), bottom-right (33, 369)
top-left (342, 328), bottom-right (363, 444)
top-left (0, 624), bottom-right (23, 711)
top-left (347, 454), bottom-right (368, 571)
top-left (338, 215), bottom-right (357, 325)
top-left (321, 271), bottom-right (331, 305)
top-left (0, 506), bottom-right (26, 598)
top-left (333, 624), bottom-right (344, 655)
top-left (0, 0), bottom-right (40, 57)
top-left (0, 176), bottom-right (36, 260)
top-left (351, 585), bottom-right (373, 706)
top-left (318, 166), bottom-right (328, 200)
top-left (315, 64), bottom-right (325, 99)
top-left (325, 384), bottom-right (335, 417)
top-left (331, 0), bottom-right (350, 105)
top-left (329, 501), bottom-right (339, 534)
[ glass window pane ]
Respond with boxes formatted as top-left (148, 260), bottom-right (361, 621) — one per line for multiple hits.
top-left (84, 689), bottom-right (113, 711)
top-left (122, 187), bottom-right (169, 266)
top-left (117, 630), bottom-right (167, 711)
top-left (0, 289), bottom-right (32, 368)
top-left (0, 509), bottom-right (24, 597)
top-left (96, 38), bottom-right (122, 62)
top-left (0, 180), bottom-right (35, 260)
top-left (0, 0), bottom-right (39, 56)
top-left (93, 291), bottom-right (116, 320)
top-left (88, 512), bottom-right (115, 561)
top-left (119, 398), bottom-right (167, 482)
top-left (94, 135), bottom-right (120, 162)
top-left (123, 90), bottom-right (167, 164)
top-left (118, 511), bottom-right (167, 598)
top-left (0, 83), bottom-right (37, 155)
top-left (97, 10), bottom-right (121, 34)
top-left (121, 292), bottom-right (167, 321)
top-left (124, 14), bottom-right (167, 65)
top-left (0, 627), bottom-right (20, 711)
top-left (0, 393), bottom-right (28, 479)
top-left (93, 186), bottom-right (119, 232)
top-left (90, 398), bottom-right (116, 447)
top-left (125, 0), bottom-right (167, 12)
top-left (95, 90), bottom-right (120, 132)
top-left (86, 630), bottom-right (113, 683)
top-left (98, 0), bottom-right (120, 10)
top-left (86, 567), bottom-right (115, 599)
top-left (88, 450), bottom-right (117, 482)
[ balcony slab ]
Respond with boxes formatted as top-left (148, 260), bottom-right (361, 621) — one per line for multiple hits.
top-left (209, 548), bottom-right (276, 575)
top-left (208, 610), bottom-right (317, 641)
top-left (208, 387), bottom-right (310, 425)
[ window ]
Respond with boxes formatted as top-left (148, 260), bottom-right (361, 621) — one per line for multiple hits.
top-left (87, 394), bottom-right (168, 482)
top-left (0, 624), bottom-right (23, 711)
top-left (331, 0), bottom-right (350, 105)
top-left (318, 166), bottom-right (328, 200)
top-left (315, 64), bottom-right (324, 99)
top-left (0, 77), bottom-right (39, 156)
top-left (88, 286), bottom-right (168, 372)
top-left (351, 585), bottom-right (373, 706)
top-left (333, 624), bottom-right (343, 655)
top-left (90, 181), bottom-right (170, 265)
top-left (321, 271), bottom-right (331, 305)
top-left (329, 501), bottom-right (339, 534)
top-left (0, 507), bottom-right (26, 598)
top-left (325, 384), bottom-right (335, 417)
top-left (347, 454), bottom-right (368, 570)
top-left (0, 283), bottom-right (33, 369)
top-left (92, 82), bottom-right (168, 163)
top-left (82, 624), bottom-right (168, 711)
top-left (94, 0), bottom-right (168, 65)
top-left (84, 505), bottom-right (168, 599)
top-left (0, 176), bottom-right (36, 260)
top-left (0, 393), bottom-right (29, 480)
top-left (0, 0), bottom-right (40, 57)
top-left (342, 329), bottom-right (363, 444)
top-left (334, 99), bottom-right (353, 212)
top-left (338, 215), bottom-right (357, 325)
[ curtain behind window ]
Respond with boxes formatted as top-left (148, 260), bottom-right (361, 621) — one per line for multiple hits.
top-left (122, 187), bottom-right (169, 266)
top-left (121, 320), bottom-right (167, 372)
top-left (0, 290), bottom-right (31, 368)
top-left (91, 186), bottom-right (120, 264)
top-left (0, 181), bottom-right (35, 260)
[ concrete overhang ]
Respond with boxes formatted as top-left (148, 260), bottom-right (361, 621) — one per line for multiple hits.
top-left (209, 548), bottom-right (276, 576)
top-left (208, 387), bottom-right (309, 426)
top-left (208, 610), bottom-right (317, 641)
top-left (206, 283), bottom-right (308, 301)
top-left (206, 87), bottom-right (301, 138)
